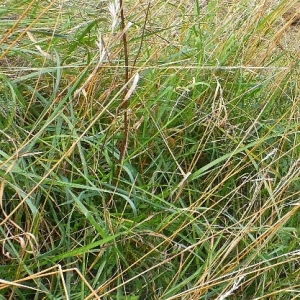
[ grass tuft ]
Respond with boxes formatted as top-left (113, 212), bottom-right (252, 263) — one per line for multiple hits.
top-left (1, 0), bottom-right (300, 299)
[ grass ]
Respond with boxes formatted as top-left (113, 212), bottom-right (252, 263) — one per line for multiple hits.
top-left (0, 0), bottom-right (300, 299)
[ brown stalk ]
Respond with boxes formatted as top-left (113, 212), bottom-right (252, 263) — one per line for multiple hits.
top-left (114, 0), bottom-right (130, 184)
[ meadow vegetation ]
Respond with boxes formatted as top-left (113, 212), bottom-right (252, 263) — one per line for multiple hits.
top-left (0, 0), bottom-right (300, 299)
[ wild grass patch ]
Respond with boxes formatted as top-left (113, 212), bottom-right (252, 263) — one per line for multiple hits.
top-left (0, 0), bottom-right (300, 299)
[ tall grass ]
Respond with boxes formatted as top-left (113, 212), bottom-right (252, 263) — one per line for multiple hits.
top-left (0, 0), bottom-right (300, 299)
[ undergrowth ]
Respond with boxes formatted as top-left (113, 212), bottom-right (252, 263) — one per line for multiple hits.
top-left (0, 0), bottom-right (300, 299)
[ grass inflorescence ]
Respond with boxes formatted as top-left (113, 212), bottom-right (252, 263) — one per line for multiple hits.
top-left (0, 0), bottom-right (300, 299)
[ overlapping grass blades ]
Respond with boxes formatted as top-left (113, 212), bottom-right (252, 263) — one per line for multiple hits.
top-left (0, 0), bottom-right (300, 299)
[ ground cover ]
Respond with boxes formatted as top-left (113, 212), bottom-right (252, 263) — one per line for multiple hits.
top-left (0, 0), bottom-right (300, 299)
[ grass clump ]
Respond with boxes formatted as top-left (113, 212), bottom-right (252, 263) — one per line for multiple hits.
top-left (0, 0), bottom-right (300, 299)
